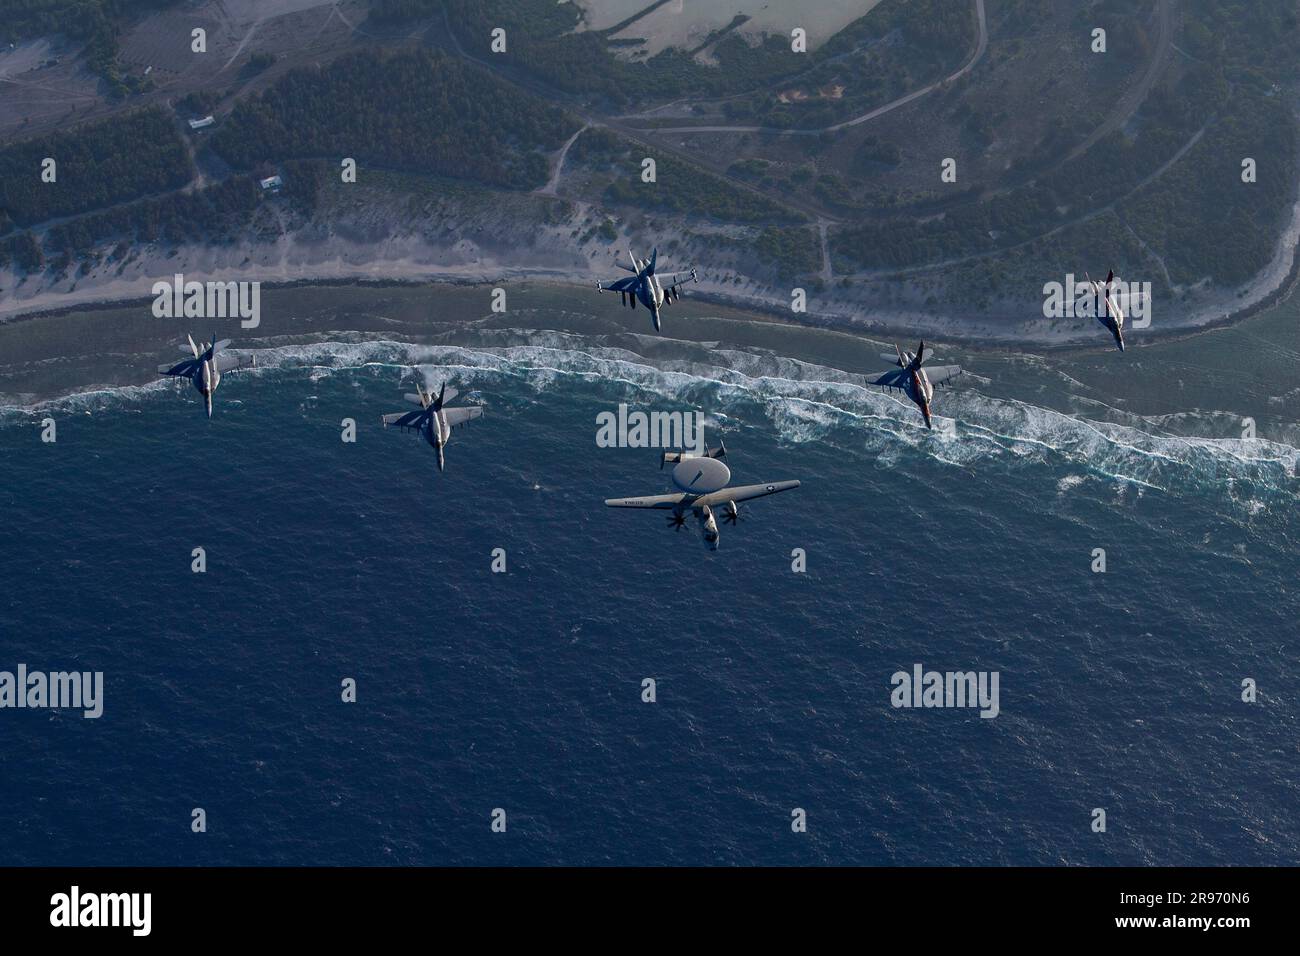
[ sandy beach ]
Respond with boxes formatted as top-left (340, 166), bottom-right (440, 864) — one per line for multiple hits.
top-left (4, 180), bottom-right (1299, 349)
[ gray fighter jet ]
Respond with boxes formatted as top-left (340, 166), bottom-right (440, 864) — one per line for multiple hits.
top-left (869, 341), bottom-right (962, 430)
top-left (157, 333), bottom-right (255, 418)
top-left (605, 443), bottom-right (799, 550)
top-left (381, 369), bottom-right (483, 471)
top-left (1084, 270), bottom-right (1143, 352)
top-left (596, 247), bottom-right (697, 332)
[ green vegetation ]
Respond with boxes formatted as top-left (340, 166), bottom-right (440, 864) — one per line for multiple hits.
top-left (367, 0), bottom-right (441, 23)
top-left (852, 137), bottom-right (902, 172)
top-left (209, 50), bottom-right (578, 190)
top-left (0, 231), bottom-right (44, 273)
top-left (719, 0), bottom-right (978, 130)
top-left (570, 129), bottom-right (800, 223)
top-left (44, 175), bottom-right (262, 256)
top-left (1126, 95), bottom-right (1297, 284)
top-left (835, 0), bottom-right (1299, 285)
top-left (437, 0), bottom-right (972, 113)
top-left (240, 51), bottom-right (276, 78)
top-left (728, 159), bottom-right (772, 181)
top-left (752, 225), bottom-right (821, 280)
top-left (176, 91), bottom-right (222, 117)
top-left (0, 0), bottom-right (182, 95)
top-left (0, 108), bottom-right (191, 229)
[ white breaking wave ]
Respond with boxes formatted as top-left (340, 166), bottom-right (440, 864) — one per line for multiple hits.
top-left (6, 331), bottom-right (1298, 500)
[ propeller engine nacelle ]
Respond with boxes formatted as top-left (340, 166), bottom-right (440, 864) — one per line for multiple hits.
top-left (698, 506), bottom-right (720, 549)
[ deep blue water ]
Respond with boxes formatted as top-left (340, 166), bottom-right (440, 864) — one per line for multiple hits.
top-left (2, 334), bottom-right (1298, 865)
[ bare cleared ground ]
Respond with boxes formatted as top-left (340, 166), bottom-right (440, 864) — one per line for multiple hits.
top-left (0, 0), bottom-right (374, 142)
top-left (571, 0), bottom-right (884, 57)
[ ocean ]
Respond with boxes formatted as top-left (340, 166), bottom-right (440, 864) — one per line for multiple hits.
top-left (1, 287), bottom-right (1298, 865)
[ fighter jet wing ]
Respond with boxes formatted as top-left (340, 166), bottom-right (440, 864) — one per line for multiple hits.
top-left (382, 409), bottom-right (428, 429)
top-left (924, 365), bottom-right (963, 387)
top-left (215, 351), bottom-right (254, 373)
top-left (870, 368), bottom-right (911, 388)
top-left (158, 358), bottom-right (200, 376)
top-left (659, 271), bottom-right (697, 290)
top-left (601, 276), bottom-right (638, 293)
top-left (695, 480), bottom-right (800, 508)
top-left (605, 493), bottom-right (689, 509)
top-left (443, 406), bottom-right (482, 427)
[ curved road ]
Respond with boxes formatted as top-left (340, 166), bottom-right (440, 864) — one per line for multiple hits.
top-left (623, 0), bottom-right (987, 137)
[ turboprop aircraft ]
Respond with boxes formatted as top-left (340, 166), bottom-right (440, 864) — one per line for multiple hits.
top-left (605, 443), bottom-right (799, 550)
top-left (596, 247), bottom-right (697, 332)
top-left (381, 369), bottom-right (483, 471)
top-left (869, 340), bottom-right (962, 430)
top-left (157, 333), bottom-right (255, 418)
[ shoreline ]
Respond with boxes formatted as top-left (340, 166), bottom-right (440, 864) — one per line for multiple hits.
top-left (3, 258), bottom-right (1297, 355)
top-left (2, 182), bottom-right (1299, 352)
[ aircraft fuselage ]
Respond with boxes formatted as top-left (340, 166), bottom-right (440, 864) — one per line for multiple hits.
top-left (1087, 275), bottom-right (1127, 351)
top-left (192, 359), bottom-right (219, 396)
top-left (424, 409), bottom-right (451, 448)
top-left (633, 265), bottom-right (664, 331)
top-left (907, 367), bottom-right (934, 428)
top-left (193, 358), bottom-right (219, 417)
top-left (424, 408), bottom-right (451, 469)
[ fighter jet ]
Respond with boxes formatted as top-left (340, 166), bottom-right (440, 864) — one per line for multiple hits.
top-left (596, 247), bottom-right (697, 332)
top-left (869, 340), bottom-right (962, 430)
top-left (381, 369), bottom-right (483, 471)
top-left (605, 442), bottom-right (799, 550)
top-left (157, 333), bottom-right (255, 418)
top-left (1083, 270), bottom-right (1140, 351)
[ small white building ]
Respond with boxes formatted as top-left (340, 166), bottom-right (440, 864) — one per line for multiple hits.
top-left (188, 115), bottom-right (215, 130)
top-left (259, 175), bottom-right (283, 192)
